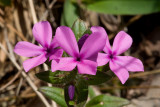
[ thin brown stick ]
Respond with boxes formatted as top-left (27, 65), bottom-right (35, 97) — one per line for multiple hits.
top-left (41, 0), bottom-right (57, 27)
top-left (16, 77), bottom-right (23, 96)
top-left (4, 27), bottom-right (16, 61)
top-left (130, 70), bottom-right (160, 78)
top-left (100, 85), bottom-right (160, 90)
top-left (0, 17), bottom-right (27, 41)
top-left (112, 69), bottom-right (160, 81)
top-left (6, 24), bottom-right (27, 41)
top-left (109, 15), bottom-right (142, 40)
top-left (125, 15), bottom-right (142, 27)
top-left (0, 93), bottom-right (36, 102)
top-left (28, 0), bottom-right (38, 23)
top-left (0, 70), bottom-right (21, 91)
top-left (0, 16), bottom-right (27, 41)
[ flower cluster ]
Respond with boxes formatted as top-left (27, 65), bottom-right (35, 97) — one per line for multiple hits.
top-left (14, 21), bottom-right (144, 84)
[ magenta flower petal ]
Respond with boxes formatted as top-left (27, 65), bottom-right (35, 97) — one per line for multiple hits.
top-left (23, 53), bottom-right (47, 72)
top-left (97, 53), bottom-right (110, 66)
top-left (115, 56), bottom-right (144, 72)
top-left (68, 85), bottom-right (75, 100)
top-left (32, 21), bottom-right (52, 48)
top-left (77, 60), bottom-right (97, 75)
top-left (109, 60), bottom-right (129, 84)
top-left (49, 49), bottom-right (63, 61)
top-left (112, 31), bottom-right (132, 55)
top-left (51, 57), bottom-right (77, 72)
top-left (80, 29), bottom-right (106, 61)
top-left (103, 38), bottom-right (112, 54)
top-left (14, 41), bottom-right (44, 57)
top-left (49, 37), bottom-right (59, 49)
top-left (55, 26), bottom-right (79, 57)
top-left (91, 26), bottom-right (111, 54)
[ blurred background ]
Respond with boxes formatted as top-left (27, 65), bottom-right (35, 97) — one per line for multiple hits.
top-left (0, 0), bottom-right (160, 107)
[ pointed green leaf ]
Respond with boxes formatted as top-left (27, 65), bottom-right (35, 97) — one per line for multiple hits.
top-left (83, 0), bottom-right (160, 15)
top-left (86, 95), bottom-right (130, 107)
top-left (35, 71), bottom-right (65, 84)
top-left (88, 86), bottom-right (96, 99)
top-left (72, 19), bottom-right (87, 41)
top-left (35, 70), bottom-right (77, 85)
top-left (87, 71), bottom-right (111, 85)
top-left (75, 77), bottom-right (88, 106)
top-left (39, 86), bottom-right (67, 107)
top-left (61, 0), bottom-right (79, 27)
top-left (60, 13), bottom-right (67, 26)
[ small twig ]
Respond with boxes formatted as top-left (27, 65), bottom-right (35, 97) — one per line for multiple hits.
top-left (0, 70), bottom-right (21, 91)
top-left (0, 17), bottom-right (27, 41)
top-left (40, 0), bottom-right (57, 28)
top-left (6, 85), bottom-right (16, 91)
top-left (112, 69), bottom-right (160, 80)
top-left (16, 77), bottom-right (23, 96)
top-left (40, 0), bottom-right (56, 21)
top-left (100, 85), bottom-right (160, 90)
top-left (109, 15), bottom-right (142, 40)
top-left (28, 0), bottom-right (38, 24)
top-left (7, 24), bottom-right (27, 41)
top-left (124, 15), bottom-right (142, 27)
top-left (28, 0), bottom-right (37, 43)
top-left (0, 8), bottom-right (4, 15)
top-left (130, 69), bottom-right (160, 78)
top-left (3, 27), bottom-right (16, 61)
top-left (0, 93), bottom-right (36, 102)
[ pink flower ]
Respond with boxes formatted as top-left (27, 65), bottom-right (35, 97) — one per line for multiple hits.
top-left (51, 26), bottom-right (106, 75)
top-left (14, 21), bottom-right (63, 72)
top-left (97, 31), bottom-right (144, 84)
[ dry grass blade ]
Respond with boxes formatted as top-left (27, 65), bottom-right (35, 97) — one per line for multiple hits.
top-left (0, 70), bottom-right (21, 91)
top-left (28, 0), bottom-right (38, 23)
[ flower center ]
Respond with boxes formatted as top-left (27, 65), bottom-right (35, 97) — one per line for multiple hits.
top-left (46, 49), bottom-right (50, 53)
top-left (109, 54), bottom-right (114, 59)
top-left (76, 57), bottom-right (81, 62)
top-left (44, 48), bottom-right (52, 58)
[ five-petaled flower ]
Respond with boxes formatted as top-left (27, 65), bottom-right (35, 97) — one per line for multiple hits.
top-left (14, 21), bottom-right (63, 72)
top-left (51, 26), bottom-right (106, 75)
top-left (97, 30), bottom-right (144, 84)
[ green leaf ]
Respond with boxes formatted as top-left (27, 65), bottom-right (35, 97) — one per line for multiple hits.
top-left (72, 19), bottom-right (87, 41)
top-left (83, 0), bottom-right (160, 15)
top-left (35, 70), bottom-right (77, 85)
top-left (35, 71), bottom-right (65, 84)
top-left (39, 86), bottom-right (67, 107)
top-left (75, 77), bottom-right (88, 106)
top-left (61, 0), bottom-right (79, 27)
top-left (88, 86), bottom-right (96, 99)
top-left (0, 0), bottom-right (11, 6)
top-left (86, 95), bottom-right (130, 107)
top-left (87, 71), bottom-right (111, 85)
top-left (60, 13), bottom-right (67, 26)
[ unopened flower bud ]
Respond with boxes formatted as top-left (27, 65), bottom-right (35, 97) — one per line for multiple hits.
top-left (68, 85), bottom-right (75, 100)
